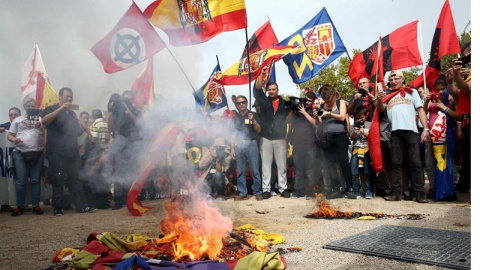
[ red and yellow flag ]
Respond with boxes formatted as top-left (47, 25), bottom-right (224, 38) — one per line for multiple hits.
top-left (144, 0), bottom-right (247, 46)
top-left (131, 58), bottom-right (154, 111)
top-left (35, 75), bottom-right (58, 109)
top-left (215, 45), bottom-right (297, 86)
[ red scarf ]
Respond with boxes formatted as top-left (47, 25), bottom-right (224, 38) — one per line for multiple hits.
top-left (368, 87), bottom-right (413, 172)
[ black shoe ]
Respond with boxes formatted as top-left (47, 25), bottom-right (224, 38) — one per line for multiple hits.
top-left (262, 192), bottom-right (271, 199)
top-left (280, 191), bottom-right (290, 198)
top-left (413, 192), bottom-right (429, 203)
top-left (402, 191), bottom-right (413, 201)
top-left (54, 208), bottom-right (64, 216)
top-left (77, 207), bottom-right (98, 213)
top-left (11, 207), bottom-right (24, 217)
top-left (384, 194), bottom-right (402, 201)
top-left (325, 191), bottom-right (342, 199)
top-left (112, 203), bottom-right (123, 210)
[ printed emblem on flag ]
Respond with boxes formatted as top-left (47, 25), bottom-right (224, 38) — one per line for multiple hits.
top-left (238, 50), bottom-right (268, 75)
top-left (302, 23), bottom-right (335, 65)
top-left (207, 76), bottom-right (224, 105)
top-left (179, 0), bottom-right (213, 31)
top-left (109, 28), bottom-right (147, 69)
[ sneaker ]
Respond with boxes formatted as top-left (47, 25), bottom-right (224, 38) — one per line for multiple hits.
top-left (33, 205), bottom-right (44, 215)
top-left (270, 191), bottom-right (277, 196)
top-left (11, 207), bottom-right (24, 217)
top-left (77, 207), bottom-right (98, 213)
top-left (262, 192), bottom-right (271, 199)
top-left (292, 192), bottom-right (305, 198)
top-left (365, 190), bottom-right (373, 199)
top-left (325, 191), bottom-right (343, 199)
top-left (54, 208), bottom-right (64, 216)
top-left (347, 189), bottom-right (357, 199)
top-left (384, 194), bottom-right (402, 201)
top-left (234, 195), bottom-right (249, 201)
top-left (413, 192), bottom-right (429, 203)
top-left (280, 191), bottom-right (291, 198)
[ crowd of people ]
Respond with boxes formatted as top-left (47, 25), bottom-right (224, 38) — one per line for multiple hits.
top-left (1, 42), bottom-right (471, 216)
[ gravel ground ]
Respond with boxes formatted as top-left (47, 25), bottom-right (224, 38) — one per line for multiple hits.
top-left (0, 191), bottom-right (471, 270)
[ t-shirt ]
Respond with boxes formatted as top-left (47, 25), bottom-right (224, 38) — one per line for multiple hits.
top-left (290, 109), bottom-right (317, 149)
top-left (41, 104), bottom-right (80, 157)
top-left (385, 90), bottom-right (423, 132)
top-left (349, 121), bottom-right (370, 149)
top-left (9, 116), bottom-right (44, 152)
top-left (233, 110), bottom-right (260, 141)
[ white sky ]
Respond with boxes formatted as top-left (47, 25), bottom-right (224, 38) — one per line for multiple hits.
top-left (0, 0), bottom-right (473, 123)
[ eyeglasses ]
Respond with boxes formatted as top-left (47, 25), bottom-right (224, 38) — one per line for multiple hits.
top-left (236, 101), bottom-right (247, 105)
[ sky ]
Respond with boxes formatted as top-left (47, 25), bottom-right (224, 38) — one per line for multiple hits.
top-left (0, 0), bottom-right (473, 123)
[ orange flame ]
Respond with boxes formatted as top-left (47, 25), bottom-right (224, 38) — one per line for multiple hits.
top-left (309, 196), bottom-right (356, 218)
top-left (160, 188), bottom-right (233, 262)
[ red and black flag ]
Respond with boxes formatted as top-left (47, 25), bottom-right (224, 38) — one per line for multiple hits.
top-left (348, 20), bottom-right (423, 87)
top-left (409, 0), bottom-right (460, 92)
top-left (240, 21), bottom-right (278, 59)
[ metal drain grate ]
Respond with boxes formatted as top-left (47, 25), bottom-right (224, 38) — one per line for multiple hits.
top-left (324, 225), bottom-right (470, 269)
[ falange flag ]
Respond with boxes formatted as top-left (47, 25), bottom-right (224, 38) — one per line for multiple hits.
top-left (279, 8), bottom-right (346, 83)
top-left (91, 3), bottom-right (166, 73)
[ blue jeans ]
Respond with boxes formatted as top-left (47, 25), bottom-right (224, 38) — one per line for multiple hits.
top-left (293, 147), bottom-right (316, 196)
top-left (12, 151), bottom-right (44, 208)
top-left (350, 151), bottom-right (374, 193)
top-left (235, 140), bottom-right (262, 196)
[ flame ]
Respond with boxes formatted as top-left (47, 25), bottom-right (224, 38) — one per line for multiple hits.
top-left (159, 188), bottom-right (233, 262)
top-left (309, 197), bottom-right (356, 218)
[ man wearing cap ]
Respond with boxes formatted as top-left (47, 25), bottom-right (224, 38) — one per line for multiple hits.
top-left (254, 66), bottom-right (291, 199)
top-left (199, 138), bottom-right (232, 201)
top-left (375, 70), bottom-right (429, 203)
top-left (230, 95), bottom-right (262, 201)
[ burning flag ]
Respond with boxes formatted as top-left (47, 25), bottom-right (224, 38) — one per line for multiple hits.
top-left (21, 44), bottom-right (49, 101)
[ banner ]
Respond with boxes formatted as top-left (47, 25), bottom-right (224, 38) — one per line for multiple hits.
top-left (0, 132), bottom-right (15, 206)
top-left (279, 8), bottom-right (346, 83)
top-left (193, 63), bottom-right (227, 113)
top-left (21, 44), bottom-right (49, 101)
top-left (91, 3), bottom-right (166, 73)
top-left (144, 0), bottom-right (247, 46)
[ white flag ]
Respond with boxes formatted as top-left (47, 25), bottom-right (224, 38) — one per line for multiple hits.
top-left (21, 44), bottom-right (49, 101)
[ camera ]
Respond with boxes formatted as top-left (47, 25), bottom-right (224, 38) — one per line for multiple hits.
top-left (27, 108), bottom-right (42, 121)
top-left (287, 96), bottom-right (307, 111)
top-left (457, 53), bottom-right (471, 67)
top-left (313, 108), bottom-right (324, 116)
top-left (431, 93), bottom-right (441, 102)
top-left (354, 120), bottom-right (364, 129)
top-left (358, 88), bottom-right (367, 97)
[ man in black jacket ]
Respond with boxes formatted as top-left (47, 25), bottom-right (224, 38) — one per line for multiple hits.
top-left (254, 66), bottom-right (291, 199)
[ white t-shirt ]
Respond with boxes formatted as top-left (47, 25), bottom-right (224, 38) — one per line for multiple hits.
top-left (9, 115), bottom-right (44, 152)
top-left (386, 90), bottom-right (423, 132)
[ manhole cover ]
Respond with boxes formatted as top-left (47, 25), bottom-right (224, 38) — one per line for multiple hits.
top-left (324, 225), bottom-right (470, 269)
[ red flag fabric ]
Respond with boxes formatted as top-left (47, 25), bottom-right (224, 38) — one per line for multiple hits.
top-left (127, 123), bottom-right (181, 216)
top-left (35, 75), bottom-right (59, 109)
top-left (91, 3), bottom-right (166, 73)
top-left (241, 21), bottom-right (278, 59)
top-left (409, 0), bottom-right (460, 91)
top-left (348, 21), bottom-right (422, 87)
top-left (144, 0), bottom-right (247, 46)
top-left (21, 44), bottom-right (49, 101)
top-left (131, 58), bottom-right (154, 110)
top-left (215, 45), bottom-right (297, 86)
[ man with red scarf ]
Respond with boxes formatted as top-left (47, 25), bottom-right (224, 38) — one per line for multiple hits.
top-left (375, 71), bottom-right (429, 203)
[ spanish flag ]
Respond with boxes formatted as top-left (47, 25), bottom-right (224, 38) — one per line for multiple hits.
top-left (215, 45), bottom-right (297, 86)
top-left (131, 58), bottom-right (155, 111)
top-left (35, 75), bottom-right (58, 109)
top-left (144, 0), bottom-right (247, 46)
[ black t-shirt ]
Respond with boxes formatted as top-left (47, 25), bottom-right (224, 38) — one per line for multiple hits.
top-left (233, 110), bottom-right (259, 141)
top-left (41, 104), bottom-right (80, 157)
top-left (112, 102), bottom-right (141, 139)
top-left (348, 91), bottom-right (374, 122)
top-left (0, 122), bottom-right (11, 130)
top-left (290, 108), bottom-right (317, 149)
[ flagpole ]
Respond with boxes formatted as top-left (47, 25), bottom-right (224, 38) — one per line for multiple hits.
top-left (418, 21), bottom-right (427, 92)
top-left (164, 45), bottom-right (196, 92)
top-left (244, 28), bottom-right (252, 111)
top-left (374, 36), bottom-right (382, 99)
top-left (216, 55), bottom-right (229, 110)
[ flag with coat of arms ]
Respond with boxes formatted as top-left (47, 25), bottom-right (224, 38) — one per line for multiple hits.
top-left (279, 7), bottom-right (347, 84)
top-left (193, 63), bottom-right (227, 114)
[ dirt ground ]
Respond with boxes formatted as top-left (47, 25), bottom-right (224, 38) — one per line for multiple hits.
top-left (0, 190), bottom-right (472, 270)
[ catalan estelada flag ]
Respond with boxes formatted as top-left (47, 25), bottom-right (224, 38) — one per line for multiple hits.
top-left (144, 0), bottom-right (247, 46)
top-left (193, 63), bottom-right (227, 114)
top-left (127, 123), bottom-right (181, 216)
top-left (215, 45), bottom-right (297, 86)
top-left (35, 75), bottom-right (58, 109)
top-left (279, 8), bottom-right (346, 84)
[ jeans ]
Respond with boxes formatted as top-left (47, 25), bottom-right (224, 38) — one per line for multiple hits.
top-left (235, 140), bottom-right (262, 196)
top-left (323, 133), bottom-right (352, 191)
top-left (12, 151), bottom-right (44, 208)
top-left (260, 138), bottom-right (287, 193)
top-left (390, 131), bottom-right (425, 195)
top-left (293, 147), bottom-right (316, 196)
top-left (47, 153), bottom-right (88, 210)
top-left (350, 152), bottom-right (374, 193)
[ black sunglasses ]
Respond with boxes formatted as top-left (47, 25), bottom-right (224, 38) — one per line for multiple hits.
top-left (236, 101), bottom-right (247, 105)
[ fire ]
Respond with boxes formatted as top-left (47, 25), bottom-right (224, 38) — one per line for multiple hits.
top-left (159, 190), bottom-right (233, 262)
top-left (308, 197), bottom-right (356, 219)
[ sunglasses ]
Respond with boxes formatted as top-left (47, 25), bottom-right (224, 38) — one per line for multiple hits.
top-left (236, 101), bottom-right (247, 105)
